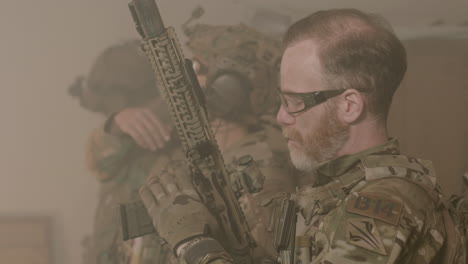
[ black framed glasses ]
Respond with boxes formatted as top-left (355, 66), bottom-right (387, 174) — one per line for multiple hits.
top-left (278, 89), bottom-right (346, 115)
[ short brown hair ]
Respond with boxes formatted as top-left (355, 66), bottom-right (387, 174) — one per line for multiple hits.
top-left (284, 9), bottom-right (407, 120)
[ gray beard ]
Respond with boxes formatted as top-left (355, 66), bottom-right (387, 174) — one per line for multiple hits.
top-left (289, 145), bottom-right (319, 173)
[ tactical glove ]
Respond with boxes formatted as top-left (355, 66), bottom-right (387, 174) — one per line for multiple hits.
top-left (139, 171), bottom-right (220, 252)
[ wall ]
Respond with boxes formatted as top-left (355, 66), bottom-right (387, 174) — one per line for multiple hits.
top-left (0, 1), bottom-right (134, 263)
top-left (389, 38), bottom-right (468, 196)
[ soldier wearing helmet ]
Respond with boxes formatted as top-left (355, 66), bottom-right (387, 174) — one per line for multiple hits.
top-left (73, 21), bottom-right (297, 264)
top-left (72, 40), bottom-right (178, 264)
top-left (185, 23), bottom-right (283, 122)
top-left (140, 8), bottom-right (468, 264)
top-left (182, 22), bottom-right (298, 261)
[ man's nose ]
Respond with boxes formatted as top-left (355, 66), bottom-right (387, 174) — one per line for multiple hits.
top-left (276, 105), bottom-right (295, 126)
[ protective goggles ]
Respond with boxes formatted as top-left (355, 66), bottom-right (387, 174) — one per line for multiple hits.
top-left (278, 89), bottom-right (346, 115)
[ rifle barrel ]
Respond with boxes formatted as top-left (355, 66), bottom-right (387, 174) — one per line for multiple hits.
top-left (129, 0), bottom-right (165, 39)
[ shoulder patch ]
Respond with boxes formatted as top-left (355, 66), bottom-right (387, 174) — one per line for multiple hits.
top-left (346, 192), bottom-right (403, 226)
top-left (346, 217), bottom-right (387, 255)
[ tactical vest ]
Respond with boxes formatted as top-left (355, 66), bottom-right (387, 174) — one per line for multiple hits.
top-left (279, 154), bottom-right (467, 264)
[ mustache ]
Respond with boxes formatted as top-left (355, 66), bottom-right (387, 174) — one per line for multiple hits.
top-left (283, 128), bottom-right (303, 143)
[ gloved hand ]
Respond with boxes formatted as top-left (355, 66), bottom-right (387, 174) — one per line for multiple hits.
top-left (139, 171), bottom-right (220, 252)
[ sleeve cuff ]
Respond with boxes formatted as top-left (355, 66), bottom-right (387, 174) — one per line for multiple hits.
top-left (177, 237), bottom-right (232, 264)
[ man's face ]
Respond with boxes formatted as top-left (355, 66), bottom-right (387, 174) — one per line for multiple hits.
top-left (277, 40), bottom-right (349, 172)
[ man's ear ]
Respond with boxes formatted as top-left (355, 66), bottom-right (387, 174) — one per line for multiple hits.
top-left (337, 89), bottom-right (365, 124)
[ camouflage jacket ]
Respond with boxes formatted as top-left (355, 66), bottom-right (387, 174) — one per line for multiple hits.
top-left (205, 139), bottom-right (452, 264)
top-left (294, 138), bottom-right (447, 264)
top-left (82, 126), bottom-right (180, 264)
top-left (222, 118), bottom-right (298, 261)
top-left (82, 117), bottom-right (297, 264)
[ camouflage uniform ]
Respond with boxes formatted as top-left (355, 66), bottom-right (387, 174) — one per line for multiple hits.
top-left (81, 21), bottom-right (293, 264)
top-left (83, 126), bottom-right (180, 264)
top-left (222, 117), bottom-right (297, 261)
top-left (200, 139), bottom-right (454, 264)
top-left (75, 40), bottom-right (176, 264)
top-left (175, 23), bottom-right (297, 262)
top-left (292, 138), bottom-right (448, 263)
top-left (84, 115), bottom-right (296, 264)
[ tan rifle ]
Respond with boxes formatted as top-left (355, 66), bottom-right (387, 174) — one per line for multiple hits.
top-left (119, 1), bottom-right (255, 262)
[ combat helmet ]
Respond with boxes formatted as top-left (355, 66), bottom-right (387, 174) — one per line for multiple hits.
top-left (69, 40), bottom-right (158, 115)
top-left (184, 20), bottom-right (283, 120)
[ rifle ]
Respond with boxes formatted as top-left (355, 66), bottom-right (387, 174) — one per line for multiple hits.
top-left (119, 0), bottom-right (255, 262)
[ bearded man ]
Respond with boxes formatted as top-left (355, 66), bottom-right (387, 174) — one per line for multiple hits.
top-left (139, 8), bottom-right (456, 264)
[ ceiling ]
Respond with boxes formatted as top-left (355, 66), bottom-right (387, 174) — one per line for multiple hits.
top-left (189, 0), bottom-right (468, 39)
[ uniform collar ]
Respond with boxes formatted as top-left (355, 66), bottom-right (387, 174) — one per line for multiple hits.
top-left (316, 138), bottom-right (400, 180)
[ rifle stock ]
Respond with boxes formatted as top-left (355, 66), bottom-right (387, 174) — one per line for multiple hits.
top-left (120, 0), bottom-right (254, 262)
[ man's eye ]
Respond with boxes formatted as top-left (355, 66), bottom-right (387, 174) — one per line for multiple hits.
top-left (288, 97), bottom-right (303, 107)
